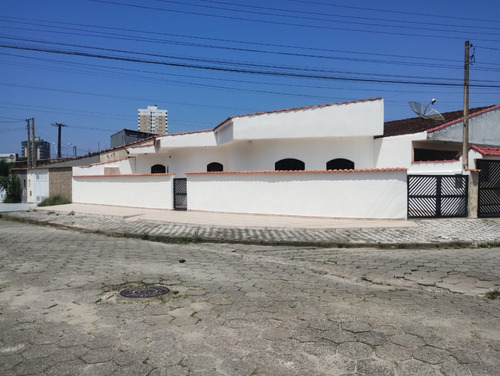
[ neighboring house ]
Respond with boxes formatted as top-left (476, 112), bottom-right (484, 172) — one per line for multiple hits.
top-left (16, 144), bottom-right (131, 204)
top-left (71, 98), bottom-right (500, 219)
top-left (110, 129), bottom-right (155, 148)
top-left (376, 104), bottom-right (500, 171)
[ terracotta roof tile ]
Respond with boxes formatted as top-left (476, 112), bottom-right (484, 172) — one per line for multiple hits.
top-left (187, 168), bottom-right (406, 175)
top-left (74, 173), bottom-right (173, 178)
top-left (471, 145), bottom-right (500, 156)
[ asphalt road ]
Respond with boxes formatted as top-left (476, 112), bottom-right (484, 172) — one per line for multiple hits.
top-left (0, 220), bottom-right (499, 375)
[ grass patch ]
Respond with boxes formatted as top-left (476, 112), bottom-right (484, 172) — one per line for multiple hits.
top-left (38, 194), bottom-right (71, 207)
top-left (485, 289), bottom-right (500, 300)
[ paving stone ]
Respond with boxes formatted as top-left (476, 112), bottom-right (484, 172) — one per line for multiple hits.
top-left (356, 358), bottom-right (395, 376)
top-left (0, 354), bottom-right (23, 370)
top-left (396, 360), bottom-right (437, 376)
top-left (375, 343), bottom-right (412, 362)
top-left (412, 346), bottom-right (453, 365)
top-left (390, 333), bottom-right (425, 348)
top-left (0, 219), bottom-right (499, 376)
top-left (337, 341), bottom-right (373, 360)
top-left (45, 359), bottom-right (87, 376)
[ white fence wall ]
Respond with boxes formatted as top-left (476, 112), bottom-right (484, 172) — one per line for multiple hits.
top-left (187, 170), bottom-right (408, 219)
top-left (72, 174), bottom-right (174, 209)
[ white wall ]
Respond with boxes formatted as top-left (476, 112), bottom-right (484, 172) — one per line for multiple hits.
top-left (135, 154), bottom-right (169, 174)
top-left (158, 130), bottom-right (216, 148)
top-left (227, 137), bottom-right (376, 171)
top-left (72, 175), bottom-right (174, 209)
top-left (168, 146), bottom-right (231, 177)
top-left (226, 99), bottom-right (384, 142)
top-left (409, 160), bottom-right (462, 174)
top-left (187, 170), bottom-right (407, 219)
top-left (25, 170), bottom-right (49, 204)
top-left (73, 158), bottom-right (135, 176)
top-left (428, 107), bottom-right (500, 145)
top-left (374, 132), bottom-right (427, 169)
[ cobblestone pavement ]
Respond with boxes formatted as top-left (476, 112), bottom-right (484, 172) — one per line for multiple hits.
top-left (3, 210), bottom-right (500, 247)
top-left (1, 220), bottom-right (499, 375)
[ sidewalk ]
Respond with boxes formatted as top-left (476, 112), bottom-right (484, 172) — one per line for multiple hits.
top-left (3, 203), bottom-right (500, 247)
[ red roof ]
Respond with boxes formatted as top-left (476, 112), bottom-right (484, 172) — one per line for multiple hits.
top-left (382, 104), bottom-right (499, 137)
top-left (471, 145), bottom-right (500, 157)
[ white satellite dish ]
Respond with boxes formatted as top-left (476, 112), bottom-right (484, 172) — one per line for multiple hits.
top-left (409, 100), bottom-right (445, 122)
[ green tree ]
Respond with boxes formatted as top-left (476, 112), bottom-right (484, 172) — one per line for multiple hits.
top-left (0, 160), bottom-right (21, 203)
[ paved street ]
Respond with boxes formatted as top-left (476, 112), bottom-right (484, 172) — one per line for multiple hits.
top-left (1, 220), bottom-right (499, 375)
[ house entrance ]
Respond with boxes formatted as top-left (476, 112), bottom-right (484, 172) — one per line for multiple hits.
top-left (173, 178), bottom-right (187, 210)
top-left (477, 160), bottom-right (500, 217)
top-left (407, 175), bottom-right (468, 218)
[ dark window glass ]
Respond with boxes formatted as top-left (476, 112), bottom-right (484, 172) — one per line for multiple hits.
top-left (275, 158), bottom-right (305, 171)
top-left (326, 158), bottom-right (355, 170)
top-left (151, 164), bottom-right (166, 173)
top-left (207, 162), bottom-right (223, 172)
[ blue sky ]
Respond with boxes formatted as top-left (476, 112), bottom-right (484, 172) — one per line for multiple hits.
top-left (1, 0), bottom-right (499, 157)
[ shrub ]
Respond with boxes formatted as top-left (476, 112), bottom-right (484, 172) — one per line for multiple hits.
top-left (38, 195), bottom-right (71, 207)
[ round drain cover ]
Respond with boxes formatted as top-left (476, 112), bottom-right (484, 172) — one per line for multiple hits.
top-left (120, 286), bottom-right (170, 298)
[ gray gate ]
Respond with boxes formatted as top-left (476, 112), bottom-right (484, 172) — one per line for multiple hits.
top-left (173, 178), bottom-right (187, 210)
top-left (477, 160), bottom-right (500, 218)
top-left (408, 175), bottom-right (468, 218)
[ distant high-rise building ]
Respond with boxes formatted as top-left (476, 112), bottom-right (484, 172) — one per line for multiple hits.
top-left (138, 105), bottom-right (168, 135)
top-left (21, 137), bottom-right (51, 160)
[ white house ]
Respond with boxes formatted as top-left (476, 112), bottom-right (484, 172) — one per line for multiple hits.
top-left (72, 98), bottom-right (500, 219)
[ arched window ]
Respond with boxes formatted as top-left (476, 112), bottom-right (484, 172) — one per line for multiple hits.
top-left (326, 158), bottom-right (355, 170)
top-left (207, 162), bottom-right (223, 172)
top-left (151, 164), bottom-right (166, 173)
top-left (275, 158), bottom-right (305, 171)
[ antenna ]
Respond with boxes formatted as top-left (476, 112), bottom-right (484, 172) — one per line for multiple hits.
top-left (408, 99), bottom-right (444, 122)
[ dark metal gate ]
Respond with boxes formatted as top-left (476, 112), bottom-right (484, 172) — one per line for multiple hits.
top-left (173, 178), bottom-right (187, 210)
top-left (477, 160), bottom-right (500, 218)
top-left (408, 175), bottom-right (468, 218)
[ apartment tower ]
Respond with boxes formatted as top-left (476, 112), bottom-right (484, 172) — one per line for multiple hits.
top-left (138, 105), bottom-right (168, 135)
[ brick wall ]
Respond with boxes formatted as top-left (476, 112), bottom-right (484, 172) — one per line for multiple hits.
top-left (49, 167), bottom-right (72, 201)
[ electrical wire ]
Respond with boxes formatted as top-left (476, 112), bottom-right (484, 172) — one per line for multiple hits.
top-left (1, 42), bottom-right (500, 88)
top-left (90, 0), bottom-right (500, 43)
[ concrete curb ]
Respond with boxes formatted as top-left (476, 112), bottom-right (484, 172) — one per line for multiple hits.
top-left (3, 211), bottom-right (497, 249)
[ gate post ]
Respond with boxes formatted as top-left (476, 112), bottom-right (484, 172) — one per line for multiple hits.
top-left (468, 171), bottom-right (479, 218)
top-left (436, 176), bottom-right (442, 217)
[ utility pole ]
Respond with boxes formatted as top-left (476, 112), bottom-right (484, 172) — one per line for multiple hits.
top-left (462, 40), bottom-right (471, 171)
top-left (26, 119), bottom-right (31, 168)
top-left (31, 117), bottom-right (36, 168)
top-left (52, 123), bottom-right (68, 158)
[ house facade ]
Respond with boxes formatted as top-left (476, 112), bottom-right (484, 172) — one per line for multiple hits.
top-left (72, 98), bottom-right (500, 219)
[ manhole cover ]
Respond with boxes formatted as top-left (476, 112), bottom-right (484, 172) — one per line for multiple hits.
top-left (120, 286), bottom-right (170, 298)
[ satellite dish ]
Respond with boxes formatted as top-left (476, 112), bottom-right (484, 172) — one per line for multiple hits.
top-left (409, 100), bottom-right (444, 122)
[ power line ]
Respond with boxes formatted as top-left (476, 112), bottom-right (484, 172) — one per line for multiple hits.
top-left (90, 0), bottom-right (500, 43)
top-left (1, 35), bottom-right (493, 84)
top-left (1, 42), bottom-right (500, 88)
top-left (1, 24), bottom-right (469, 71)
top-left (285, 0), bottom-right (500, 24)
top-left (0, 15), bottom-right (479, 66)
top-left (167, 0), bottom-right (500, 35)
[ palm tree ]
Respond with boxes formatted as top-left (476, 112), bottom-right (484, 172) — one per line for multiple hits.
top-left (0, 160), bottom-right (21, 203)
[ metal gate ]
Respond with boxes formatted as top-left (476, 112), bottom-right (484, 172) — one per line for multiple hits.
top-left (408, 175), bottom-right (468, 218)
top-left (173, 178), bottom-right (187, 210)
top-left (477, 160), bottom-right (500, 218)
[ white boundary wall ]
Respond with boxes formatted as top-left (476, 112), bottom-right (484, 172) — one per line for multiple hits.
top-left (187, 170), bottom-right (407, 219)
top-left (72, 174), bottom-right (174, 209)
